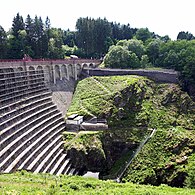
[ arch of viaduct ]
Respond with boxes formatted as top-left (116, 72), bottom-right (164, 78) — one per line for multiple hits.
top-left (0, 59), bottom-right (100, 84)
top-left (0, 59), bottom-right (179, 84)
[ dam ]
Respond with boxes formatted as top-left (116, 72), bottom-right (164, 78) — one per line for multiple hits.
top-left (0, 59), bottom-right (178, 175)
top-left (0, 59), bottom-right (99, 175)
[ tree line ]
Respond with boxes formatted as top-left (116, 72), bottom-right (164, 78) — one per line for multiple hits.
top-left (0, 13), bottom-right (137, 59)
top-left (0, 13), bottom-right (79, 59)
top-left (0, 13), bottom-right (194, 98)
top-left (103, 38), bottom-right (195, 98)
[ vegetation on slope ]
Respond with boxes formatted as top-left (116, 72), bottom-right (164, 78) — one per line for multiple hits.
top-left (63, 128), bottom-right (148, 175)
top-left (66, 76), bottom-right (195, 188)
top-left (1, 171), bottom-right (195, 195)
top-left (123, 127), bottom-right (195, 186)
top-left (123, 84), bottom-right (195, 187)
top-left (67, 75), bottom-right (153, 127)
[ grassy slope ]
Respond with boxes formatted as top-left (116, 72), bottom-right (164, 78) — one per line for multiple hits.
top-left (123, 84), bottom-right (195, 187)
top-left (67, 75), bottom-right (153, 127)
top-left (1, 171), bottom-right (195, 195)
top-left (66, 76), bottom-right (195, 188)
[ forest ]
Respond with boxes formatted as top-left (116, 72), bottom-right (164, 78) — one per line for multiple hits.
top-left (0, 13), bottom-right (194, 98)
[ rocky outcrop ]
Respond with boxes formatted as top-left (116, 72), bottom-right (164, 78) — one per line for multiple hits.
top-left (65, 75), bottom-right (195, 187)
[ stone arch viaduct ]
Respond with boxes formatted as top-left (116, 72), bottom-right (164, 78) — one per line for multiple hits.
top-left (0, 59), bottom-right (178, 175)
top-left (0, 59), bottom-right (98, 84)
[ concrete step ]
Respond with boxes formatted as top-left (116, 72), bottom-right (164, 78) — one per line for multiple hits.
top-left (0, 87), bottom-right (48, 106)
top-left (0, 110), bottom-right (61, 158)
top-left (62, 162), bottom-right (72, 175)
top-left (0, 104), bottom-right (57, 141)
top-left (0, 91), bottom-right (52, 115)
top-left (42, 148), bottom-right (64, 174)
top-left (49, 153), bottom-right (67, 175)
top-left (0, 113), bottom-right (62, 172)
top-left (0, 96), bottom-right (51, 123)
top-left (26, 136), bottom-right (63, 171)
top-left (55, 158), bottom-right (70, 176)
top-left (34, 144), bottom-right (64, 174)
top-left (0, 84), bottom-right (46, 100)
top-left (3, 122), bottom-right (64, 173)
top-left (0, 81), bottom-right (45, 95)
top-left (0, 101), bottom-right (54, 130)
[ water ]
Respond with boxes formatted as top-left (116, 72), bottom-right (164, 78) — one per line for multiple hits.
top-left (83, 171), bottom-right (99, 179)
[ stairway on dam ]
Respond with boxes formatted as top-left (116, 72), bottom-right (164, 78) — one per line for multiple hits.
top-left (0, 67), bottom-right (75, 175)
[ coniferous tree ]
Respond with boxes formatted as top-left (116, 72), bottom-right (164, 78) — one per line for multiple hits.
top-left (25, 14), bottom-right (34, 57)
top-left (63, 29), bottom-right (76, 47)
top-left (8, 13), bottom-right (25, 58)
top-left (177, 31), bottom-right (194, 40)
top-left (12, 13), bottom-right (25, 38)
top-left (30, 16), bottom-right (48, 58)
top-left (0, 25), bottom-right (8, 58)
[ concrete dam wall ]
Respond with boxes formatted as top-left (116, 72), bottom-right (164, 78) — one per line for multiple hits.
top-left (0, 59), bottom-right (99, 175)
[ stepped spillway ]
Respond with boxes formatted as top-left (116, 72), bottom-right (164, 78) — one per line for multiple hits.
top-left (0, 66), bottom-right (72, 175)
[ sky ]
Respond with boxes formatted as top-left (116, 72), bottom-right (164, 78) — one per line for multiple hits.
top-left (1, 0), bottom-right (195, 40)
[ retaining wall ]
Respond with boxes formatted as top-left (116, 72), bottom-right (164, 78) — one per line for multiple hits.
top-left (82, 68), bottom-right (179, 83)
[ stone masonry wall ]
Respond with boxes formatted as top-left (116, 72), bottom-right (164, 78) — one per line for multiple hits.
top-left (82, 68), bottom-right (179, 84)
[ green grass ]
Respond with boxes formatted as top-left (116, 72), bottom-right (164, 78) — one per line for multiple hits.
top-left (67, 75), bottom-right (153, 126)
top-left (63, 131), bottom-right (103, 152)
top-left (65, 76), bottom-right (195, 188)
top-left (123, 127), bottom-right (195, 187)
top-left (1, 171), bottom-right (195, 194)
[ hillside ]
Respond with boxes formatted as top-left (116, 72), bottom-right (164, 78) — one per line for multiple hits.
top-left (67, 75), bottom-right (154, 127)
top-left (1, 171), bottom-right (195, 194)
top-left (66, 75), bottom-right (195, 188)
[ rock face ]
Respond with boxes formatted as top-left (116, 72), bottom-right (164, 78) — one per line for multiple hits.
top-left (188, 84), bottom-right (195, 101)
top-left (67, 147), bottom-right (107, 173)
top-left (65, 130), bottom-right (140, 175)
top-left (65, 76), bottom-right (195, 187)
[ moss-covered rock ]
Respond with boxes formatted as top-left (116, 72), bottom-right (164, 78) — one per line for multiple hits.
top-left (122, 84), bottom-right (195, 187)
top-left (123, 127), bottom-right (195, 187)
top-left (64, 132), bottom-right (107, 173)
top-left (65, 75), bottom-right (195, 187)
top-left (64, 128), bottom-right (147, 175)
top-left (67, 75), bottom-right (154, 127)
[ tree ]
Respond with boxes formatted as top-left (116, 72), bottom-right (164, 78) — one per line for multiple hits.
top-left (146, 39), bottom-right (162, 65)
top-left (63, 29), bottom-right (76, 47)
top-left (117, 39), bottom-right (145, 59)
top-left (8, 13), bottom-right (25, 58)
top-left (163, 49), bottom-right (180, 69)
top-left (45, 16), bottom-right (51, 30)
top-left (29, 16), bottom-right (48, 58)
top-left (25, 14), bottom-right (34, 57)
top-left (48, 28), bottom-right (64, 59)
top-left (135, 28), bottom-right (152, 42)
top-left (12, 13), bottom-right (25, 38)
top-left (177, 31), bottom-right (194, 40)
top-left (121, 23), bottom-right (133, 40)
top-left (76, 17), bottom-right (112, 58)
top-left (104, 45), bottom-right (131, 68)
top-left (103, 45), bottom-right (140, 69)
top-left (0, 25), bottom-right (8, 58)
top-left (110, 22), bottom-right (137, 41)
top-left (94, 17), bottom-right (112, 57)
top-left (140, 55), bottom-right (151, 68)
